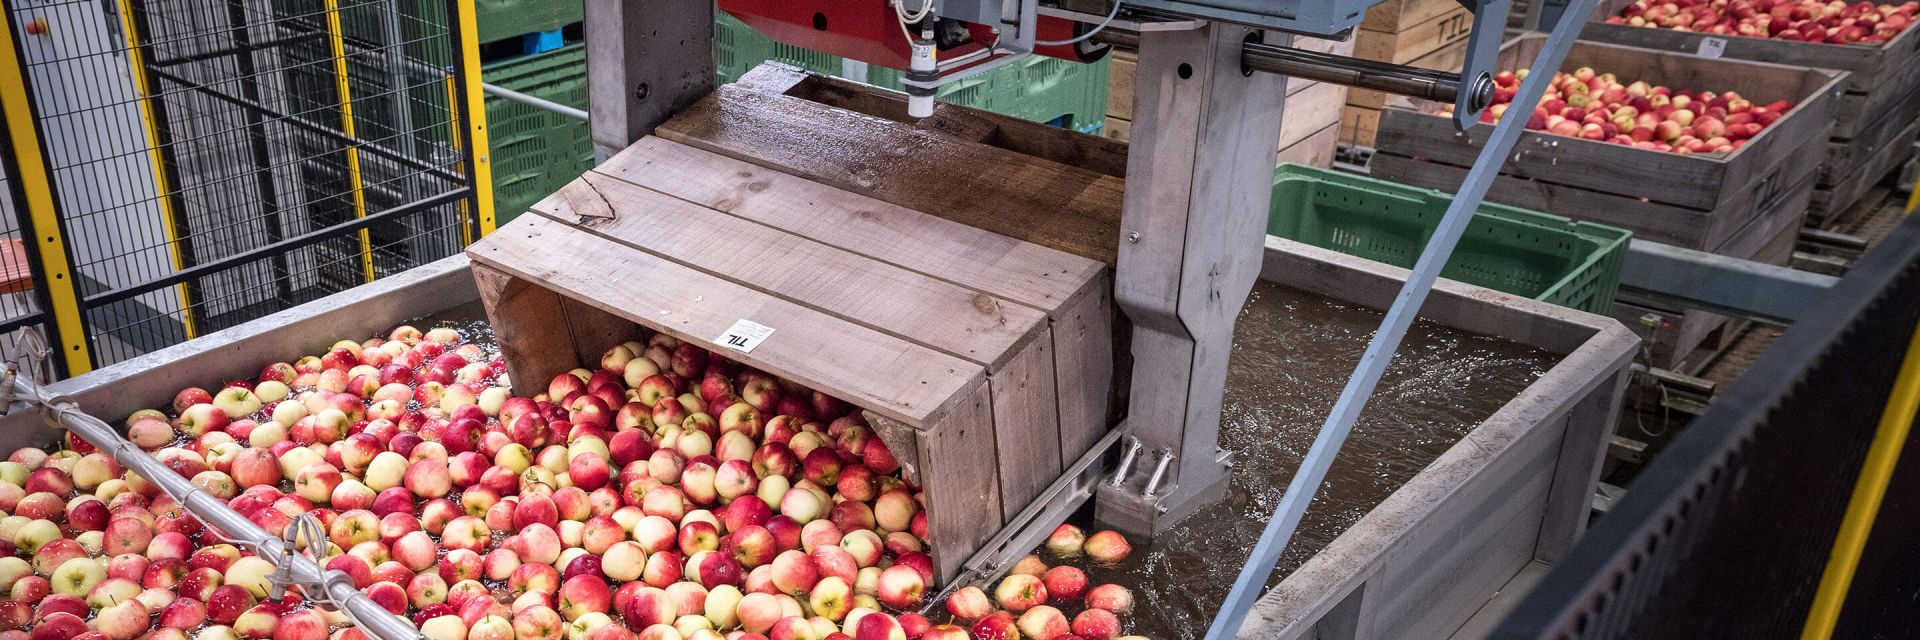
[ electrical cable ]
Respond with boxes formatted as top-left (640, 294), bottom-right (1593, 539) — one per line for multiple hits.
top-left (1035, 0), bottom-right (1122, 46)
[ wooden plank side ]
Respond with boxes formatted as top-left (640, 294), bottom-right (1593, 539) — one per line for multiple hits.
top-left (1812, 116), bottom-right (1920, 223)
top-left (1533, 371), bottom-right (1627, 564)
top-left (530, 173), bottom-right (1048, 371)
top-left (468, 215), bottom-right (986, 426)
top-left (1341, 106), bottom-right (1381, 148)
top-left (1052, 274), bottom-right (1117, 462)
top-left (913, 382), bottom-right (1002, 585)
top-left (988, 337), bottom-right (1063, 522)
top-left (471, 262), bottom-right (586, 395)
top-left (657, 86), bottom-right (1127, 264)
top-left (596, 138), bottom-right (1106, 311)
top-left (559, 297), bottom-right (642, 371)
top-left (1362, 0), bottom-right (1465, 32)
top-left (1278, 123), bottom-right (1341, 169)
top-left (1108, 49), bottom-right (1137, 122)
top-left (1354, 6), bottom-right (1472, 64)
top-left (1279, 81), bottom-right (1349, 152)
top-left (1367, 153), bottom-right (1714, 247)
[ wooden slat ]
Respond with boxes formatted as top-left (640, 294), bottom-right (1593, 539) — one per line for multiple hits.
top-left (1051, 277), bottom-right (1116, 460)
top-left (657, 85), bottom-right (1126, 264)
top-left (595, 138), bottom-right (1106, 312)
top-left (1103, 116), bottom-right (1132, 142)
top-left (1278, 81), bottom-right (1348, 152)
top-left (1341, 105), bottom-right (1382, 148)
top-left (468, 215), bottom-right (985, 426)
top-left (1812, 116), bottom-right (1920, 220)
top-left (528, 173), bottom-right (1048, 371)
top-left (471, 263), bottom-right (587, 395)
top-left (559, 297), bottom-right (642, 374)
top-left (987, 338), bottom-right (1062, 522)
top-left (1822, 95), bottom-right (1920, 183)
top-left (1354, 6), bottom-right (1472, 65)
top-left (907, 382), bottom-right (1001, 584)
top-left (1362, 0), bottom-right (1467, 33)
top-left (1107, 50), bottom-right (1137, 122)
top-left (1278, 122), bottom-right (1341, 169)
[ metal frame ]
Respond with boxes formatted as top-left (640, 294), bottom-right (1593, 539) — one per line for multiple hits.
top-left (1, 0), bottom-right (491, 374)
top-left (0, 9), bottom-right (92, 376)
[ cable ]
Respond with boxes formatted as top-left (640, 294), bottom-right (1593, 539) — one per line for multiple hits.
top-left (1035, 0), bottom-right (1122, 46)
top-left (893, 0), bottom-right (932, 45)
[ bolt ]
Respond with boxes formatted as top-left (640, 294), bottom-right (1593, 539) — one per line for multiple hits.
top-left (634, 83), bottom-right (650, 100)
top-left (1127, 232), bottom-right (1141, 243)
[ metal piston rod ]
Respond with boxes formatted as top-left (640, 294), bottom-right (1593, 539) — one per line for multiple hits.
top-left (1096, 28), bottom-right (1484, 110)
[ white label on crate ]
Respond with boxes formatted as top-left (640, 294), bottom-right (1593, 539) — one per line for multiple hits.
top-left (715, 319), bottom-right (775, 354)
top-left (1697, 37), bottom-right (1727, 58)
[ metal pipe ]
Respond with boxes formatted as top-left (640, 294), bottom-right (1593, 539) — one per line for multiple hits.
top-left (1, 373), bottom-right (422, 640)
top-left (1142, 449), bottom-right (1174, 497)
top-left (1110, 436), bottom-right (1143, 488)
top-left (482, 84), bottom-right (589, 121)
top-left (1096, 30), bottom-right (1464, 104)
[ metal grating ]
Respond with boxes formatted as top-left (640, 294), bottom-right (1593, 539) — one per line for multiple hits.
top-left (2, 0), bottom-right (482, 372)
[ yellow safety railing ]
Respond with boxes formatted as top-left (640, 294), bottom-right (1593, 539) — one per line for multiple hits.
top-left (323, 0), bottom-right (377, 283)
top-left (0, 12), bottom-right (94, 375)
top-left (1801, 314), bottom-right (1920, 639)
top-left (114, 0), bottom-right (198, 339)
top-left (452, 0), bottom-right (497, 238)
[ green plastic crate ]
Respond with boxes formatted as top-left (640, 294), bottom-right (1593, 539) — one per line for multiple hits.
top-left (715, 12), bottom-right (844, 84)
top-left (484, 44), bottom-right (594, 226)
top-left (1267, 164), bottom-right (1631, 314)
top-left (714, 12), bottom-right (1108, 132)
top-left (868, 56), bottom-right (1109, 132)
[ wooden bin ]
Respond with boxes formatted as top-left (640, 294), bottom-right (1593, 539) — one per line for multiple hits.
top-left (1339, 0), bottom-right (1474, 146)
top-left (1106, 36), bottom-right (1353, 167)
top-left (467, 131), bottom-right (1112, 585)
top-left (1370, 36), bottom-right (1842, 370)
top-left (1576, 0), bottom-right (1920, 224)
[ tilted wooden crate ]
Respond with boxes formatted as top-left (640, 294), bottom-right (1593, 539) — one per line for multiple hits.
top-left (468, 83), bottom-right (1116, 583)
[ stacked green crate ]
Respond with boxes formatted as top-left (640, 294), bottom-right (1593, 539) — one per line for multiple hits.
top-left (714, 12), bottom-right (1109, 133)
top-left (1266, 164), bottom-right (1631, 314)
top-left (484, 44), bottom-right (594, 225)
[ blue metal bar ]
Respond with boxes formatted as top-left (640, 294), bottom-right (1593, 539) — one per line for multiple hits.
top-left (1202, 0), bottom-right (1603, 634)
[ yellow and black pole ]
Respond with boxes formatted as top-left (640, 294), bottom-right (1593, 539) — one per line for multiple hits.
top-left (323, 0), bottom-right (378, 283)
top-left (0, 6), bottom-right (94, 375)
top-left (113, 0), bottom-right (198, 339)
top-left (1801, 314), bottom-right (1920, 639)
top-left (447, 0), bottom-right (497, 240)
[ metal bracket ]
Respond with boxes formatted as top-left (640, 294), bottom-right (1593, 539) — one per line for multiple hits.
top-left (1452, 0), bottom-right (1509, 128)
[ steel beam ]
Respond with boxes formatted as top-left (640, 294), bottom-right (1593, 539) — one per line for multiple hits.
top-left (1620, 239), bottom-right (1839, 325)
top-left (584, 0), bottom-right (714, 160)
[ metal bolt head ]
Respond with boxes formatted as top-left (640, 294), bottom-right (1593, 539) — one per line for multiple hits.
top-left (634, 83), bottom-right (650, 100)
top-left (1127, 232), bottom-right (1141, 243)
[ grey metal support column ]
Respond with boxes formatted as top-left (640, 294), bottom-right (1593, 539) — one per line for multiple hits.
top-left (1096, 23), bottom-right (1289, 535)
top-left (584, 0), bottom-right (715, 161)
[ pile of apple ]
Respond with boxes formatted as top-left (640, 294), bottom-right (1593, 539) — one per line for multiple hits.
top-left (1442, 67), bottom-right (1794, 154)
top-left (0, 444), bottom-right (358, 640)
top-left (76, 323), bottom-right (1155, 640)
top-left (929, 525), bottom-right (1137, 640)
top-left (1604, 0), bottom-right (1916, 44)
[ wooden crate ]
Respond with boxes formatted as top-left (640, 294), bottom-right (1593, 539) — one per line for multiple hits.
top-left (470, 100), bottom-right (1115, 583)
top-left (1106, 36), bottom-right (1351, 167)
top-left (1370, 36), bottom-right (1843, 254)
top-left (1576, 0), bottom-right (1920, 218)
top-left (1812, 115), bottom-right (1920, 227)
top-left (1337, 0), bottom-right (1472, 147)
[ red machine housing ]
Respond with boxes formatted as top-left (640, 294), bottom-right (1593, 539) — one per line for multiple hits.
top-left (718, 0), bottom-right (1101, 73)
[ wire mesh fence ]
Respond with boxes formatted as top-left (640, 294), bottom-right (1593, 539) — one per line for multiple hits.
top-left (1, 0), bottom-right (483, 374)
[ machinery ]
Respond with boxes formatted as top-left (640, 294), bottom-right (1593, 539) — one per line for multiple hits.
top-left (582, 0), bottom-right (1600, 634)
